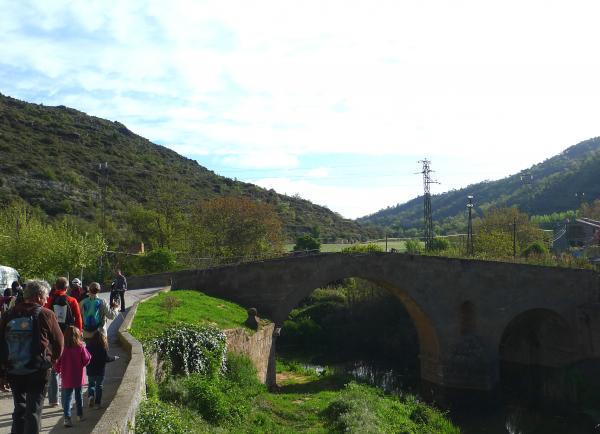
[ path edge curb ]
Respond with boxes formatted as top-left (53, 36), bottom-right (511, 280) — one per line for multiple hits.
top-left (91, 286), bottom-right (171, 434)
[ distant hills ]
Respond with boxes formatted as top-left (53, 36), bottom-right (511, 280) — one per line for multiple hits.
top-left (0, 93), bottom-right (381, 243)
top-left (358, 137), bottom-right (600, 235)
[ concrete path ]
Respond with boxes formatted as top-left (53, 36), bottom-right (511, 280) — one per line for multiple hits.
top-left (0, 287), bottom-right (162, 434)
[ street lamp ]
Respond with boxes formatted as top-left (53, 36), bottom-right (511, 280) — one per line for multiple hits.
top-left (466, 196), bottom-right (474, 256)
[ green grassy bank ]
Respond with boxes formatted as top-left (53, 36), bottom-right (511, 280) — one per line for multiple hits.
top-left (131, 290), bottom-right (459, 433)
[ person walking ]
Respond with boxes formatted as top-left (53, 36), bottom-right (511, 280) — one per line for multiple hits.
top-left (44, 277), bottom-right (83, 407)
top-left (80, 282), bottom-right (119, 341)
top-left (54, 325), bottom-right (91, 427)
top-left (111, 269), bottom-right (127, 312)
top-left (69, 278), bottom-right (84, 302)
top-left (0, 280), bottom-right (64, 434)
top-left (85, 331), bottom-right (118, 409)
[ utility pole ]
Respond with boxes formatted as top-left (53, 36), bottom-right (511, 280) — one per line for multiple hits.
top-left (418, 159), bottom-right (438, 251)
top-left (512, 217), bottom-right (517, 259)
top-left (466, 195), bottom-right (474, 256)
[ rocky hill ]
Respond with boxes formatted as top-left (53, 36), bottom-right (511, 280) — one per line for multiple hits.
top-left (358, 137), bottom-right (600, 235)
top-left (0, 93), bottom-right (381, 242)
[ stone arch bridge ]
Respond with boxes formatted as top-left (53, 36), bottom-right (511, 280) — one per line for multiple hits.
top-left (134, 253), bottom-right (600, 394)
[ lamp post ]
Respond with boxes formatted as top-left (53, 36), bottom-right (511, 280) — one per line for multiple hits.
top-left (466, 195), bottom-right (474, 256)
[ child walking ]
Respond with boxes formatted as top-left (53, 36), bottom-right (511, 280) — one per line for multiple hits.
top-left (85, 331), bottom-right (119, 409)
top-left (54, 325), bottom-right (91, 427)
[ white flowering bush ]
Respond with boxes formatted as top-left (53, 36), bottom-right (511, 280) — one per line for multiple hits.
top-left (151, 324), bottom-right (227, 377)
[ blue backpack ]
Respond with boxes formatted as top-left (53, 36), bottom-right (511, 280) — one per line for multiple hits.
top-left (5, 306), bottom-right (49, 374)
top-left (82, 298), bottom-right (103, 332)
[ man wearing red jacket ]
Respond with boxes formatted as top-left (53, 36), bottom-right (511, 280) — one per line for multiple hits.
top-left (44, 277), bottom-right (82, 407)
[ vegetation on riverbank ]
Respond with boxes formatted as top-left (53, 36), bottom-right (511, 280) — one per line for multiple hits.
top-left (132, 290), bottom-right (459, 433)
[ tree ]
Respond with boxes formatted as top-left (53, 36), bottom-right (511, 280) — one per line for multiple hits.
top-left (581, 199), bottom-right (600, 220)
top-left (188, 196), bottom-right (284, 263)
top-left (293, 234), bottom-right (321, 252)
top-left (474, 207), bottom-right (546, 259)
top-left (0, 203), bottom-right (106, 280)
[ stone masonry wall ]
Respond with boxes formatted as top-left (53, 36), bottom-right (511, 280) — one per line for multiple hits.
top-left (225, 324), bottom-right (275, 384)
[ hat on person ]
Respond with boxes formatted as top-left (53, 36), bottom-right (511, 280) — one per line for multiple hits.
top-left (71, 278), bottom-right (82, 286)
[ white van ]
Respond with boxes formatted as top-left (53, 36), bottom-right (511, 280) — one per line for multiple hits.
top-left (0, 265), bottom-right (20, 290)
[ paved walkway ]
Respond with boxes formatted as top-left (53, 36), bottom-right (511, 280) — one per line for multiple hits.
top-left (0, 286), bottom-right (162, 433)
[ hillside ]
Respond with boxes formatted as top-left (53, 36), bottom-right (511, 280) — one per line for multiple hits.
top-left (359, 137), bottom-right (600, 235)
top-left (0, 93), bottom-right (381, 243)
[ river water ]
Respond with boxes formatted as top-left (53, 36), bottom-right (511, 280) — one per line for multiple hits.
top-left (305, 359), bottom-right (598, 433)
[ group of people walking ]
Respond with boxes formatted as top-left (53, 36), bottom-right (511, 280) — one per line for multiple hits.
top-left (0, 270), bottom-right (128, 434)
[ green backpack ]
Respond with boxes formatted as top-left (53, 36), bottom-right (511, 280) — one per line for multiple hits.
top-left (82, 298), bottom-right (103, 332)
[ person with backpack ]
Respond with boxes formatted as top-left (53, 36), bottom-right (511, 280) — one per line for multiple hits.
top-left (111, 269), bottom-right (127, 312)
top-left (44, 277), bottom-right (82, 407)
top-left (85, 331), bottom-right (119, 409)
top-left (54, 325), bottom-right (91, 427)
top-left (80, 282), bottom-right (119, 341)
top-left (0, 279), bottom-right (64, 434)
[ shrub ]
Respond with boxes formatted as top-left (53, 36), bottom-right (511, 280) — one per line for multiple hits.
top-left (429, 237), bottom-right (450, 252)
top-left (135, 399), bottom-right (190, 434)
top-left (341, 243), bottom-right (383, 253)
top-left (293, 234), bottom-right (321, 251)
top-left (522, 241), bottom-right (549, 258)
top-left (326, 383), bottom-right (380, 434)
top-left (224, 352), bottom-right (263, 393)
top-left (405, 239), bottom-right (424, 254)
top-left (151, 324), bottom-right (227, 377)
top-left (183, 375), bottom-right (231, 424)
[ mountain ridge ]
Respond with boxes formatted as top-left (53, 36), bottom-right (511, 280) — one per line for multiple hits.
top-left (358, 136), bottom-right (600, 235)
top-left (0, 93), bottom-right (382, 243)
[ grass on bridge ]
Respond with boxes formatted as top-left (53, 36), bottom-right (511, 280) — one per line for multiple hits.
top-left (129, 290), bottom-right (251, 342)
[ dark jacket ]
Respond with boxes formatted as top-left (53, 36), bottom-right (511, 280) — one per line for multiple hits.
top-left (0, 302), bottom-right (64, 375)
top-left (85, 341), bottom-right (116, 377)
top-left (114, 275), bottom-right (127, 291)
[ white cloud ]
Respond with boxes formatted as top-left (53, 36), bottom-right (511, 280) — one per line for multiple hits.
top-left (2, 0), bottom-right (600, 216)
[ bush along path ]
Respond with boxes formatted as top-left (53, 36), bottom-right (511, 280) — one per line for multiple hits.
top-left (133, 291), bottom-right (460, 434)
top-left (0, 286), bottom-right (163, 434)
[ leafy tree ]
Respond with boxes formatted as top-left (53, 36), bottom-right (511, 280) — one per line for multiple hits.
top-left (138, 247), bottom-right (178, 273)
top-left (474, 207), bottom-right (546, 259)
top-left (0, 203), bottom-right (106, 280)
top-left (581, 199), bottom-right (600, 220)
top-left (188, 196), bottom-right (284, 263)
top-left (293, 234), bottom-right (321, 252)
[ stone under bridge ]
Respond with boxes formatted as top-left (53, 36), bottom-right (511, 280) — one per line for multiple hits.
top-left (131, 253), bottom-right (600, 394)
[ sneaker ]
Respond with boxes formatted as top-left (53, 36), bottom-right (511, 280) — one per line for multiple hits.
top-left (49, 402), bottom-right (59, 408)
top-left (77, 415), bottom-right (86, 422)
top-left (88, 396), bottom-right (94, 407)
top-left (94, 403), bottom-right (102, 410)
top-left (64, 417), bottom-right (73, 427)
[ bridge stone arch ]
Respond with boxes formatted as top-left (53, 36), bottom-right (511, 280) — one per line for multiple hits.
top-left (138, 252), bottom-right (600, 394)
top-left (273, 273), bottom-right (442, 384)
top-left (499, 308), bottom-right (577, 368)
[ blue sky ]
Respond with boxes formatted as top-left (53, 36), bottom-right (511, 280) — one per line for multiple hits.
top-left (2, 0), bottom-right (600, 218)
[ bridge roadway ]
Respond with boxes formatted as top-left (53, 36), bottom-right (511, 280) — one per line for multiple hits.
top-left (130, 252), bottom-right (600, 395)
top-left (0, 286), bottom-right (161, 433)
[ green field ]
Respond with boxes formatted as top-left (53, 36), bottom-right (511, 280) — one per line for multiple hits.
top-left (286, 240), bottom-right (408, 253)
